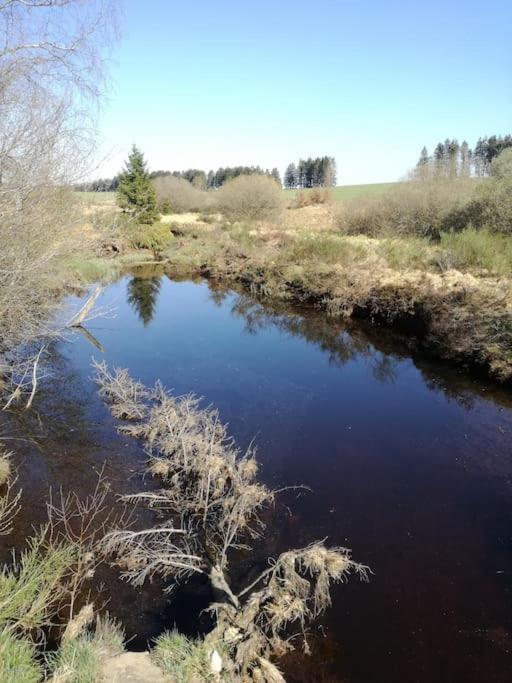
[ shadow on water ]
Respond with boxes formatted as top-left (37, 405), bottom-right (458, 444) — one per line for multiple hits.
top-left (2, 269), bottom-right (512, 681)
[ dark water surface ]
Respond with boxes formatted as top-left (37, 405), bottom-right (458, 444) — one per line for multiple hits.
top-left (4, 272), bottom-right (512, 682)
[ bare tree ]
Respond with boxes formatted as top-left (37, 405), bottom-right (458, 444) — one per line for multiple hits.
top-left (0, 0), bottom-right (117, 404)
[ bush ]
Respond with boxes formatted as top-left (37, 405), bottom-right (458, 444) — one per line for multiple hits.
top-left (293, 188), bottom-right (331, 208)
top-left (440, 228), bottom-right (512, 276)
top-left (152, 176), bottom-right (212, 214)
top-left (217, 174), bottom-right (285, 222)
top-left (469, 176), bottom-right (512, 235)
top-left (490, 148), bottom-right (512, 179)
top-left (337, 178), bottom-right (476, 239)
top-left (125, 222), bottom-right (172, 253)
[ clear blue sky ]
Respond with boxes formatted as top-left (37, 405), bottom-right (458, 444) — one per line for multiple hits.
top-left (97, 0), bottom-right (512, 184)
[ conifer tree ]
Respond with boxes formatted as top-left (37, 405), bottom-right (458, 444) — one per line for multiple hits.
top-left (284, 163), bottom-right (297, 189)
top-left (270, 168), bottom-right (282, 186)
top-left (417, 146), bottom-right (430, 167)
top-left (460, 140), bottom-right (471, 176)
top-left (127, 276), bottom-right (162, 326)
top-left (117, 145), bottom-right (158, 223)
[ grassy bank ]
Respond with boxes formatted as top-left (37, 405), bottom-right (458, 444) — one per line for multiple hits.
top-left (77, 179), bottom-right (512, 382)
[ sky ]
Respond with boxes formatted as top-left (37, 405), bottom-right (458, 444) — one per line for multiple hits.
top-left (95, 0), bottom-right (512, 185)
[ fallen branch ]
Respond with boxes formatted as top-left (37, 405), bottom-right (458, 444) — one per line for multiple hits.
top-left (67, 286), bottom-right (103, 328)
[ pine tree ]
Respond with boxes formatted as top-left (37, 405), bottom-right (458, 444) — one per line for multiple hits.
top-left (117, 145), bottom-right (158, 224)
top-left (284, 163), bottom-right (297, 189)
top-left (127, 276), bottom-right (161, 326)
top-left (434, 142), bottom-right (446, 176)
top-left (447, 138), bottom-right (460, 178)
top-left (417, 146), bottom-right (430, 167)
top-left (460, 140), bottom-right (471, 176)
top-left (270, 168), bottom-right (282, 186)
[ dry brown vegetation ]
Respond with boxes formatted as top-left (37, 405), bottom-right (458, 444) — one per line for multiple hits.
top-left (217, 174), bottom-right (286, 223)
top-left (153, 175), bottom-right (213, 214)
top-left (94, 361), bottom-right (368, 681)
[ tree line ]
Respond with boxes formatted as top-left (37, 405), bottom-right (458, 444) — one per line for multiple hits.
top-left (75, 176), bottom-right (120, 192)
top-left (78, 154), bottom-right (338, 194)
top-left (78, 165), bottom-right (283, 192)
top-left (416, 134), bottom-right (512, 178)
top-left (284, 157), bottom-right (337, 189)
top-left (151, 166), bottom-right (282, 189)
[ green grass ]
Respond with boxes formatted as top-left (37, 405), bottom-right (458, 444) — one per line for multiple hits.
top-left (285, 182), bottom-right (399, 202)
top-left (329, 182), bottom-right (399, 201)
top-left (0, 630), bottom-right (42, 683)
top-left (48, 616), bottom-right (124, 683)
top-left (440, 228), bottom-right (512, 277)
top-left (0, 535), bottom-right (77, 631)
top-left (63, 255), bottom-right (120, 283)
top-left (151, 631), bottom-right (215, 682)
top-left (76, 191), bottom-right (116, 204)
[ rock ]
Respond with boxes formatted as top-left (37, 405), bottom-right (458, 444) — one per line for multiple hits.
top-left (100, 652), bottom-right (171, 683)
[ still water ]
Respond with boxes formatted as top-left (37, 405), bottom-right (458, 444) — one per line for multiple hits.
top-left (4, 270), bottom-right (512, 682)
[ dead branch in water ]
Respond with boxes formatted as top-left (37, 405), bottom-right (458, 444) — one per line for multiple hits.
top-left (67, 286), bottom-right (104, 328)
top-left (94, 362), bottom-right (369, 681)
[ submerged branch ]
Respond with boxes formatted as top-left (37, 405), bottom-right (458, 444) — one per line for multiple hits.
top-left (94, 363), bottom-right (369, 680)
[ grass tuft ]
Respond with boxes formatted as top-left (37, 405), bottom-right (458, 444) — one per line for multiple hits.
top-left (152, 631), bottom-right (216, 682)
top-left (48, 615), bottom-right (124, 682)
top-left (440, 228), bottom-right (512, 276)
top-left (0, 629), bottom-right (42, 683)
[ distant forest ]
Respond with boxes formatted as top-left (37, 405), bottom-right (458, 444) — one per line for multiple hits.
top-left (416, 134), bottom-right (512, 178)
top-left (283, 157), bottom-right (337, 189)
top-left (76, 165), bottom-right (283, 192)
top-left (75, 156), bottom-right (338, 193)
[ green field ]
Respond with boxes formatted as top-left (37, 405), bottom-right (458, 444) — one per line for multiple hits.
top-left (285, 181), bottom-right (399, 202)
top-left (76, 191), bottom-right (116, 204)
top-left (78, 183), bottom-right (399, 206)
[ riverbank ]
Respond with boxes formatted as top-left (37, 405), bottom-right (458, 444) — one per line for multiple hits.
top-left (74, 195), bottom-right (512, 383)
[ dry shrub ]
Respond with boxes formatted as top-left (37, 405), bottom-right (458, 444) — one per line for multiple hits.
top-left (152, 176), bottom-right (213, 214)
top-left (293, 188), bottom-right (331, 208)
top-left (466, 176), bottom-right (512, 235)
top-left (337, 178), bottom-right (476, 239)
top-left (217, 175), bottom-right (285, 223)
top-left (490, 148), bottom-right (512, 179)
top-left (94, 362), bottom-right (368, 681)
